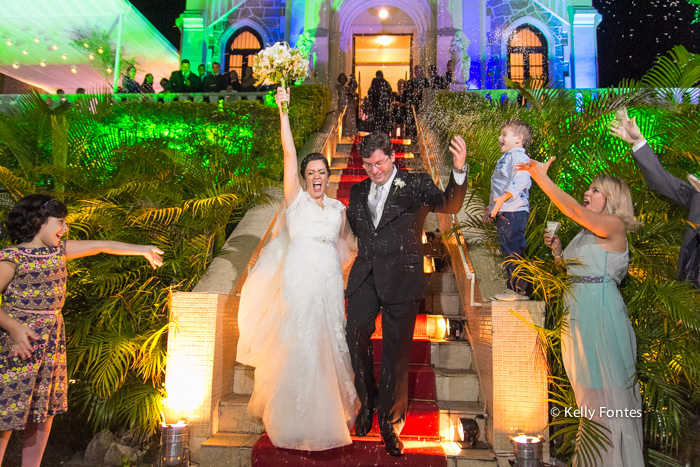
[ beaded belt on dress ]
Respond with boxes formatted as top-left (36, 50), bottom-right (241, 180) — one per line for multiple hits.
top-left (569, 276), bottom-right (605, 283)
top-left (7, 305), bottom-right (59, 315)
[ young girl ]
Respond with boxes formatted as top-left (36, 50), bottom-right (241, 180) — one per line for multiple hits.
top-left (0, 194), bottom-right (163, 467)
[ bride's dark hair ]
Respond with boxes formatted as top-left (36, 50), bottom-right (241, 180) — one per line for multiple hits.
top-left (300, 153), bottom-right (330, 176)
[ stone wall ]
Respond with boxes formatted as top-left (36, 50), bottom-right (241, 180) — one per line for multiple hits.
top-left (487, 0), bottom-right (568, 88)
top-left (224, 0), bottom-right (286, 45)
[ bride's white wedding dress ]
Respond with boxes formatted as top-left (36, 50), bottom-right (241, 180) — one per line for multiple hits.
top-left (236, 189), bottom-right (359, 451)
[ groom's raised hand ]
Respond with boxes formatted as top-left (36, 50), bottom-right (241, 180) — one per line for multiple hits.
top-left (449, 135), bottom-right (467, 170)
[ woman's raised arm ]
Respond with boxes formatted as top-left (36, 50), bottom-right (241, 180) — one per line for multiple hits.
top-left (516, 158), bottom-right (626, 239)
top-left (276, 87), bottom-right (301, 206)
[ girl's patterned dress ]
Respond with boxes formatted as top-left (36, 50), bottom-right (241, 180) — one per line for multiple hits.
top-left (0, 241), bottom-right (68, 430)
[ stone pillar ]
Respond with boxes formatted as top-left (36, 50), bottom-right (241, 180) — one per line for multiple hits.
top-left (287, 0), bottom-right (306, 45)
top-left (436, 0), bottom-right (460, 75)
top-left (569, 5), bottom-right (602, 88)
top-left (460, 0), bottom-right (485, 87)
top-left (178, 10), bottom-right (206, 65)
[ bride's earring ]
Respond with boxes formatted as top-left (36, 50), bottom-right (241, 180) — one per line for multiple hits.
top-left (327, 181), bottom-right (330, 186)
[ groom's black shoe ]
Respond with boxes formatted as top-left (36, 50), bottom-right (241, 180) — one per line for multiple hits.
top-left (354, 403), bottom-right (375, 437)
top-left (382, 433), bottom-right (404, 457)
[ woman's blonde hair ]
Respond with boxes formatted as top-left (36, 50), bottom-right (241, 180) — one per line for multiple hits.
top-left (591, 175), bottom-right (640, 232)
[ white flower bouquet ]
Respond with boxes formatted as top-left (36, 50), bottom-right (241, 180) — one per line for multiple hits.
top-left (252, 42), bottom-right (309, 112)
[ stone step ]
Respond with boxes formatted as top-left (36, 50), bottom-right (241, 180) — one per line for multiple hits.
top-left (431, 340), bottom-right (472, 371)
top-left (425, 293), bottom-right (463, 316)
top-left (438, 400), bottom-right (487, 444)
top-left (427, 272), bottom-right (458, 294)
top-left (233, 364), bottom-right (255, 395)
top-left (435, 368), bottom-right (480, 402)
top-left (442, 441), bottom-right (498, 467)
top-left (218, 393), bottom-right (263, 434)
top-left (199, 432), bottom-right (259, 467)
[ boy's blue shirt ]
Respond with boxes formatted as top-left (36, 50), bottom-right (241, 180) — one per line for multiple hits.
top-left (489, 147), bottom-right (531, 213)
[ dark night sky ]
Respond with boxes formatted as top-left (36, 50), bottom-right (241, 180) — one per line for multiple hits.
top-left (129, 0), bottom-right (700, 87)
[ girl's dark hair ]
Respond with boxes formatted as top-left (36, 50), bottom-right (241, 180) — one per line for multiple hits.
top-left (337, 73), bottom-right (348, 85)
top-left (5, 194), bottom-right (68, 244)
top-left (300, 153), bottom-right (330, 176)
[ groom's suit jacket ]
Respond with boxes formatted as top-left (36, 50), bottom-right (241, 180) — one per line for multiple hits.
top-left (346, 168), bottom-right (467, 304)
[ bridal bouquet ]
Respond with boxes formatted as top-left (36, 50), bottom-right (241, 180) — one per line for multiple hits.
top-left (252, 42), bottom-right (309, 112)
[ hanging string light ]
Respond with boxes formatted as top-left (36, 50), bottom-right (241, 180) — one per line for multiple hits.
top-left (71, 65), bottom-right (78, 74)
top-left (39, 60), bottom-right (47, 67)
top-left (11, 62), bottom-right (20, 69)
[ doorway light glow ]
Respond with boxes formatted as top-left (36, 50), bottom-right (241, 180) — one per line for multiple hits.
top-left (376, 35), bottom-right (393, 46)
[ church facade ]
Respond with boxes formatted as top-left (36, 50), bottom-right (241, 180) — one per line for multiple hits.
top-left (178, 0), bottom-right (601, 93)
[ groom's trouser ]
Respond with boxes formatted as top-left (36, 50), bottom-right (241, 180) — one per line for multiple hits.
top-left (346, 271), bottom-right (421, 437)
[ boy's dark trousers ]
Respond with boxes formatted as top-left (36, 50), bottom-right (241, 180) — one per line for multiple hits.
top-left (496, 211), bottom-right (529, 295)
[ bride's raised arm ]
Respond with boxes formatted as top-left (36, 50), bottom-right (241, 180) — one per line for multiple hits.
top-left (276, 87), bottom-right (301, 206)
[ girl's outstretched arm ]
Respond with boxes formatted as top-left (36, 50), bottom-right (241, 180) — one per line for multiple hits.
top-left (0, 261), bottom-right (39, 358)
top-left (65, 240), bottom-right (164, 269)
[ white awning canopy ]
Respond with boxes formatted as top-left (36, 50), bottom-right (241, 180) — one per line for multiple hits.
top-left (0, 0), bottom-right (179, 93)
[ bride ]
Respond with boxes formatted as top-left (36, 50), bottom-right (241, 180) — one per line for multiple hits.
top-left (236, 87), bottom-right (359, 450)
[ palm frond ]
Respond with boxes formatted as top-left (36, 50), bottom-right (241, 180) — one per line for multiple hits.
top-left (0, 165), bottom-right (34, 201)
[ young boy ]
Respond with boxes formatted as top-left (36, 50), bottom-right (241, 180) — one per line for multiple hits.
top-left (488, 120), bottom-right (533, 301)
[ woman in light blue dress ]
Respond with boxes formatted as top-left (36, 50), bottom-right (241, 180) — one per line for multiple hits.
top-left (519, 158), bottom-right (644, 466)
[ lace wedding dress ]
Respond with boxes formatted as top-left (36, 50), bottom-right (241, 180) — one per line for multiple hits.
top-left (237, 190), bottom-right (359, 451)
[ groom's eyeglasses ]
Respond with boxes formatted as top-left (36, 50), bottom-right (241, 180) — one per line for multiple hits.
top-left (362, 155), bottom-right (392, 171)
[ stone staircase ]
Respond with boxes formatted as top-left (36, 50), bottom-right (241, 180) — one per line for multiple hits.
top-left (198, 135), bottom-right (497, 466)
top-left (427, 271), bottom-right (496, 467)
top-left (199, 275), bottom-right (496, 467)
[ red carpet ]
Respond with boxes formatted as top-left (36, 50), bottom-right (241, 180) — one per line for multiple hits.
top-left (252, 435), bottom-right (446, 467)
top-left (251, 328), bottom-right (444, 465)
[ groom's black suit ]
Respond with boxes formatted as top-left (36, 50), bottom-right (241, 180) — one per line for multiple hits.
top-left (346, 167), bottom-right (467, 438)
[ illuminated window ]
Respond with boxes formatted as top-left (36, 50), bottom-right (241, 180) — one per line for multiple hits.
top-left (507, 25), bottom-right (547, 85)
top-left (225, 28), bottom-right (263, 79)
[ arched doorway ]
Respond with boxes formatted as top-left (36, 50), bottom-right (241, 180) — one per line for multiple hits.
top-left (334, 0), bottom-right (428, 97)
top-left (225, 27), bottom-right (264, 79)
top-left (507, 25), bottom-right (548, 84)
top-left (353, 34), bottom-right (413, 98)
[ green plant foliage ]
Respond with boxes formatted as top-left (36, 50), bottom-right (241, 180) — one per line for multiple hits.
top-left (0, 85), bottom-right (329, 439)
top-left (429, 46), bottom-right (700, 465)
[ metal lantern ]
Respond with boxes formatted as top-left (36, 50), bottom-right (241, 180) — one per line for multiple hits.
top-left (510, 433), bottom-right (544, 467)
top-left (160, 422), bottom-right (189, 467)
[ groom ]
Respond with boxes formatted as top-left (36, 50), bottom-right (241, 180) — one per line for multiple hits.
top-left (346, 131), bottom-right (467, 456)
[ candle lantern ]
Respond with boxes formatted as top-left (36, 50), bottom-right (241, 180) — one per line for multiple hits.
top-left (160, 421), bottom-right (189, 467)
top-left (509, 433), bottom-right (544, 467)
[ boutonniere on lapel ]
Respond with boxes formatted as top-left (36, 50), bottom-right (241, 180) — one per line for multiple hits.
top-left (392, 178), bottom-right (406, 195)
